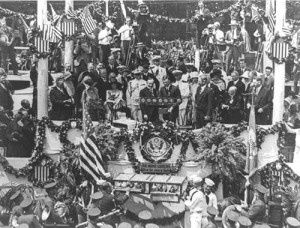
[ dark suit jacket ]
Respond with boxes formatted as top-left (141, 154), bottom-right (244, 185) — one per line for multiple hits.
top-left (254, 86), bottom-right (272, 111)
top-left (221, 94), bottom-right (243, 124)
top-left (142, 72), bottom-right (160, 89)
top-left (195, 86), bottom-right (213, 116)
top-left (140, 87), bottom-right (158, 122)
top-left (159, 85), bottom-right (181, 120)
top-left (106, 64), bottom-right (119, 77)
top-left (135, 48), bottom-right (148, 66)
top-left (0, 84), bottom-right (13, 110)
top-left (166, 66), bottom-right (175, 83)
top-left (227, 80), bottom-right (245, 97)
top-left (264, 75), bottom-right (274, 90)
top-left (50, 87), bottom-right (72, 120)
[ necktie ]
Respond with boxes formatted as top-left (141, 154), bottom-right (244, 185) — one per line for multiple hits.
top-left (206, 195), bottom-right (209, 204)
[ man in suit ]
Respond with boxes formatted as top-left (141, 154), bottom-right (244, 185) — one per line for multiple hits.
top-left (237, 58), bottom-right (251, 76)
top-left (140, 78), bottom-right (158, 122)
top-left (221, 86), bottom-right (243, 124)
top-left (225, 21), bottom-right (243, 74)
top-left (159, 75), bottom-right (181, 123)
top-left (106, 55), bottom-right (119, 77)
top-left (142, 64), bottom-right (160, 89)
top-left (195, 74), bottom-right (213, 129)
top-left (247, 76), bottom-right (272, 125)
top-left (50, 76), bottom-right (73, 120)
top-left (264, 66), bottom-right (274, 90)
top-left (166, 59), bottom-right (175, 83)
top-left (0, 73), bottom-right (13, 111)
top-left (227, 71), bottom-right (245, 97)
top-left (135, 42), bottom-right (148, 66)
top-left (241, 184), bottom-right (267, 223)
top-left (78, 62), bottom-right (99, 84)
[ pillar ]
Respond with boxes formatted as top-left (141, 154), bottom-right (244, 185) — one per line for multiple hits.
top-left (272, 0), bottom-right (286, 124)
top-left (64, 0), bottom-right (74, 71)
top-left (37, 0), bottom-right (48, 119)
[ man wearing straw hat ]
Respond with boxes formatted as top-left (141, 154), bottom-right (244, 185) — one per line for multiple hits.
top-left (225, 20), bottom-right (243, 74)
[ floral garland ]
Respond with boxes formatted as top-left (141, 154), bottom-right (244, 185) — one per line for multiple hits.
top-left (124, 121), bottom-right (196, 174)
top-left (0, 117), bottom-right (82, 183)
top-left (0, 6), bottom-right (35, 20)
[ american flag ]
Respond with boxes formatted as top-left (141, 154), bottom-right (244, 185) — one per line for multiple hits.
top-left (80, 99), bottom-right (106, 182)
top-left (251, 5), bottom-right (261, 24)
top-left (79, 6), bottom-right (97, 34)
top-left (245, 103), bottom-right (258, 177)
top-left (268, 3), bottom-right (276, 34)
top-left (66, 8), bottom-right (78, 19)
top-left (282, 26), bottom-right (292, 37)
top-left (49, 3), bottom-right (60, 25)
top-left (43, 23), bottom-right (62, 43)
top-left (19, 15), bottom-right (33, 41)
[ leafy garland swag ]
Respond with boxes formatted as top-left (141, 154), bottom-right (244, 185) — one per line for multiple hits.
top-left (0, 117), bottom-right (298, 188)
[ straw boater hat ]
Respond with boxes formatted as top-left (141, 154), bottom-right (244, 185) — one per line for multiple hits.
top-left (238, 216), bottom-right (252, 228)
top-left (286, 217), bottom-right (300, 228)
top-left (205, 178), bottom-right (215, 187)
top-left (190, 72), bottom-right (199, 79)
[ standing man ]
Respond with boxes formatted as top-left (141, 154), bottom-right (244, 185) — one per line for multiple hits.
top-left (264, 66), bottom-right (274, 90)
top-left (225, 21), bottom-right (243, 74)
top-left (98, 23), bottom-right (112, 66)
top-left (247, 76), bottom-right (272, 125)
top-left (184, 176), bottom-right (207, 228)
top-left (203, 178), bottom-right (218, 210)
top-left (227, 71), bottom-right (245, 97)
top-left (159, 75), bottom-right (181, 123)
top-left (140, 78), bottom-right (158, 122)
top-left (126, 67), bottom-right (147, 122)
top-left (0, 71), bottom-right (13, 111)
top-left (195, 74), bottom-right (213, 129)
top-left (118, 17), bottom-right (133, 65)
top-left (172, 70), bottom-right (190, 125)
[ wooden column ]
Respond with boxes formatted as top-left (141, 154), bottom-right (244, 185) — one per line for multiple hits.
top-left (272, 0), bottom-right (286, 124)
top-left (64, 0), bottom-right (74, 71)
top-left (37, 0), bottom-right (48, 119)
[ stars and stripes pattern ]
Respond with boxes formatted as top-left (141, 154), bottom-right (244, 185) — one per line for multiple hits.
top-left (49, 3), bottom-right (60, 24)
top-left (282, 26), bottom-right (292, 37)
top-left (19, 15), bottom-right (33, 41)
top-left (42, 23), bottom-right (62, 43)
top-left (34, 37), bottom-right (50, 53)
top-left (61, 20), bottom-right (76, 36)
top-left (245, 103), bottom-right (258, 177)
top-left (66, 8), bottom-right (78, 19)
top-left (79, 6), bottom-right (97, 34)
top-left (80, 99), bottom-right (106, 182)
top-left (268, 4), bottom-right (276, 34)
top-left (251, 5), bottom-right (261, 24)
top-left (272, 42), bottom-right (289, 59)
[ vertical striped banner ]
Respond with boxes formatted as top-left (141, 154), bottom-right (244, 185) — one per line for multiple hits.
top-left (34, 37), bottom-right (50, 52)
top-left (62, 20), bottom-right (75, 36)
top-left (34, 166), bottom-right (50, 182)
top-left (272, 42), bottom-right (289, 59)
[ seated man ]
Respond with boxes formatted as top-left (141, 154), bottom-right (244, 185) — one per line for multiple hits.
top-left (241, 184), bottom-right (267, 223)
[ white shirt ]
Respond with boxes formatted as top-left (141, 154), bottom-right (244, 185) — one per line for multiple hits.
top-left (185, 188), bottom-right (207, 213)
top-left (126, 79), bottom-right (147, 106)
top-left (98, 29), bottom-right (111, 45)
top-left (118, 24), bottom-right (132, 41)
top-left (215, 29), bottom-right (225, 44)
top-left (173, 80), bottom-right (190, 98)
top-left (205, 192), bottom-right (218, 209)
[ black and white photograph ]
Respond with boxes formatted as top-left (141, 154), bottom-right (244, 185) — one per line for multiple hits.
top-left (0, 0), bottom-right (300, 227)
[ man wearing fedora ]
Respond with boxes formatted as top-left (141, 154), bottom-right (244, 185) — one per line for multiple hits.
top-left (225, 20), bottom-right (243, 75)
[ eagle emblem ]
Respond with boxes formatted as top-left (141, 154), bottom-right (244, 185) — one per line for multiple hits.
top-left (141, 136), bottom-right (172, 162)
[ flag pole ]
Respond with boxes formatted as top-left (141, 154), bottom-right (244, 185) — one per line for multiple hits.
top-left (37, 0), bottom-right (48, 119)
top-left (105, 0), bottom-right (109, 17)
top-left (65, 0), bottom-right (74, 71)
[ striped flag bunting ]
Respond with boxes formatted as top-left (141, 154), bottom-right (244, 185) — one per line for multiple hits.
top-left (42, 23), bottom-right (62, 43)
top-left (282, 26), bottom-right (292, 37)
top-left (80, 99), bottom-right (105, 182)
top-left (61, 20), bottom-right (76, 36)
top-left (66, 8), bottom-right (78, 19)
top-left (79, 6), bottom-right (97, 34)
top-left (272, 42), bottom-right (289, 59)
top-left (34, 37), bottom-right (50, 52)
top-left (49, 3), bottom-right (60, 24)
top-left (268, 3), bottom-right (276, 33)
top-left (251, 5), bottom-right (261, 24)
top-left (34, 166), bottom-right (50, 182)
